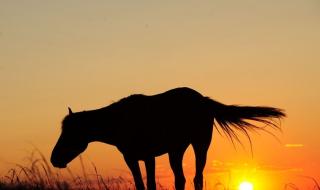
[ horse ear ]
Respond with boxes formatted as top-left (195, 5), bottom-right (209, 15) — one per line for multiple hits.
top-left (68, 107), bottom-right (73, 115)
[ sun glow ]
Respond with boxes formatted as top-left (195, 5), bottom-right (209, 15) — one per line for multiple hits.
top-left (239, 181), bottom-right (253, 190)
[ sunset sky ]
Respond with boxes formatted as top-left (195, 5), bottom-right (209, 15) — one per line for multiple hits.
top-left (0, 1), bottom-right (319, 189)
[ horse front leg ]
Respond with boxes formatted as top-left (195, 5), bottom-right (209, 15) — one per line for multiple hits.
top-left (145, 157), bottom-right (156, 190)
top-left (124, 156), bottom-right (145, 190)
top-left (169, 148), bottom-right (187, 190)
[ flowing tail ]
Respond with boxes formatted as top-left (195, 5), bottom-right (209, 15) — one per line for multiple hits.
top-left (205, 97), bottom-right (286, 144)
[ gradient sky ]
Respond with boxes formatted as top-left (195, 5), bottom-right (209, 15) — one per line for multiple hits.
top-left (0, 1), bottom-right (319, 189)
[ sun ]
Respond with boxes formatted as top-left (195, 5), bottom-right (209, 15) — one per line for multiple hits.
top-left (239, 181), bottom-right (253, 190)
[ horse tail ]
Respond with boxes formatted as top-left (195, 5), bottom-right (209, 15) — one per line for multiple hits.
top-left (205, 97), bottom-right (286, 144)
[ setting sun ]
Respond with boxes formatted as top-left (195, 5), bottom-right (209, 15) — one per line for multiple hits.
top-left (239, 181), bottom-right (253, 190)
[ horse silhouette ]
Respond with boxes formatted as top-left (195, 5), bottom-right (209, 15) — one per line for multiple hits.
top-left (51, 87), bottom-right (285, 190)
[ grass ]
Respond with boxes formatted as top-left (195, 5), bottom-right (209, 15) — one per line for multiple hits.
top-left (0, 149), bottom-right (319, 190)
top-left (0, 148), bottom-right (139, 190)
top-left (284, 176), bottom-right (320, 190)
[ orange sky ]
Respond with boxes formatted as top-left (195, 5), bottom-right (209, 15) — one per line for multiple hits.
top-left (0, 1), bottom-right (319, 189)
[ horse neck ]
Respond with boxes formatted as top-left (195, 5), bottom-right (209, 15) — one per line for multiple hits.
top-left (80, 109), bottom-right (118, 145)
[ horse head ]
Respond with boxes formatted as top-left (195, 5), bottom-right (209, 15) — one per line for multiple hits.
top-left (51, 107), bottom-right (88, 168)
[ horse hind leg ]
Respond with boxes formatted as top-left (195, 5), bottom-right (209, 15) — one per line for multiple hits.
top-left (144, 157), bottom-right (156, 190)
top-left (168, 147), bottom-right (187, 190)
top-left (192, 137), bottom-right (211, 190)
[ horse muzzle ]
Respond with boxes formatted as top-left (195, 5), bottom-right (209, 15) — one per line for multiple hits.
top-left (50, 155), bottom-right (67, 168)
top-left (51, 161), bottom-right (67, 168)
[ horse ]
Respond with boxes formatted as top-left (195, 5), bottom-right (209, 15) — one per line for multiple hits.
top-left (51, 87), bottom-right (285, 190)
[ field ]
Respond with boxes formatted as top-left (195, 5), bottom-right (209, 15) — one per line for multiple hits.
top-left (1, 149), bottom-right (319, 190)
top-left (0, 148), bottom-right (168, 190)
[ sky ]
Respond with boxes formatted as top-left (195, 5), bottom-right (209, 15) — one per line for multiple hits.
top-left (0, 1), bottom-right (319, 189)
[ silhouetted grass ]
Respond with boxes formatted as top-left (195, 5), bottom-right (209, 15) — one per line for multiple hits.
top-left (284, 176), bottom-right (320, 190)
top-left (0, 149), bottom-right (319, 190)
top-left (0, 148), bottom-right (138, 190)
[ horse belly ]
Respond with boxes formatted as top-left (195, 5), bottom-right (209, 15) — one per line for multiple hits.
top-left (117, 119), bottom-right (197, 159)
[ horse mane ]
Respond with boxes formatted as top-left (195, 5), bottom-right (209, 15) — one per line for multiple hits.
top-left (106, 94), bottom-right (147, 110)
top-left (116, 94), bottom-right (146, 104)
top-left (61, 94), bottom-right (148, 130)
